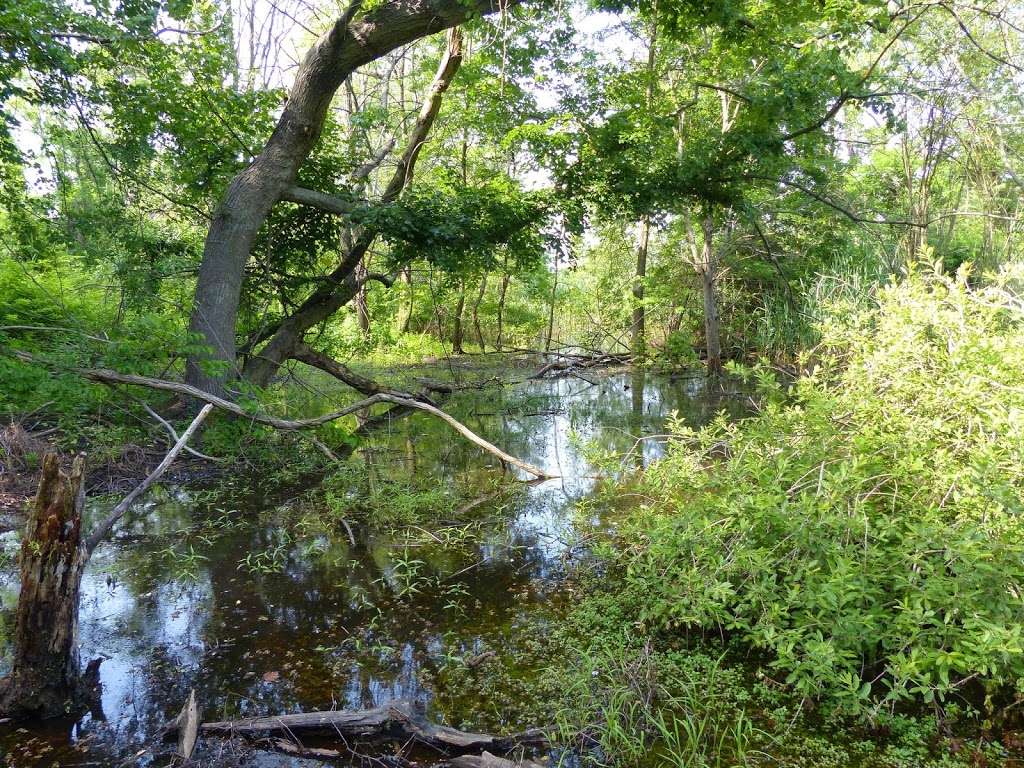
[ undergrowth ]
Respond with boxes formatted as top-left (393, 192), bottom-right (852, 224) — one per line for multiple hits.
top-left (543, 262), bottom-right (1024, 768)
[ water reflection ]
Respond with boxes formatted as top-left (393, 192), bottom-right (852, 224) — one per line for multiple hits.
top-left (0, 371), bottom-right (745, 766)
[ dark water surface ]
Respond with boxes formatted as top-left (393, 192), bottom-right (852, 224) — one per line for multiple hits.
top-left (0, 370), bottom-right (746, 766)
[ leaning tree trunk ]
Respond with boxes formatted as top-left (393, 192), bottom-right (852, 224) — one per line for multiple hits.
top-left (0, 454), bottom-right (87, 717)
top-left (239, 28), bottom-right (465, 389)
top-left (185, 0), bottom-right (509, 397)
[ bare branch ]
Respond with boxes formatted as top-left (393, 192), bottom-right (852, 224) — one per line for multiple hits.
top-left (6, 349), bottom-right (556, 479)
top-left (280, 186), bottom-right (361, 215)
top-left (141, 402), bottom-right (223, 462)
top-left (85, 404), bottom-right (214, 554)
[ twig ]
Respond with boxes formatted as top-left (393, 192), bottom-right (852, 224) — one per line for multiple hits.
top-left (142, 403), bottom-right (222, 463)
top-left (85, 404), bottom-right (213, 553)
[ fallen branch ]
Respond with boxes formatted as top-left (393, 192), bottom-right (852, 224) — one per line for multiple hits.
top-left (174, 699), bottom-right (547, 755)
top-left (528, 351), bottom-right (632, 380)
top-left (5, 349), bottom-right (556, 480)
top-left (141, 402), bottom-right (222, 463)
top-left (85, 404), bottom-right (214, 553)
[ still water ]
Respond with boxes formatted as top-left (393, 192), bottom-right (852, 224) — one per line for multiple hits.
top-left (0, 370), bottom-right (746, 766)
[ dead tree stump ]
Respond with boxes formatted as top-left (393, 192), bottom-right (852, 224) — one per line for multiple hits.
top-left (0, 453), bottom-right (88, 717)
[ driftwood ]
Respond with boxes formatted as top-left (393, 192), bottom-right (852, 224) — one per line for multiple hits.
top-left (174, 689), bottom-right (199, 761)
top-left (174, 699), bottom-right (547, 755)
top-left (450, 751), bottom-right (545, 768)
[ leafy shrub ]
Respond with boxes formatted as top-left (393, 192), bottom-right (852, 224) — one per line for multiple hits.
top-left (622, 263), bottom-right (1024, 714)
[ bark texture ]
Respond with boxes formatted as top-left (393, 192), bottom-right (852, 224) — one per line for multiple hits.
top-left (186, 2), bottom-right (488, 397)
top-left (0, 454), bottom-right (87, 717)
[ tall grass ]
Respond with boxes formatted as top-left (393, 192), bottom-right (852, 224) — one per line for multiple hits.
top-left (747, 247), bottom-right (894, 362)
top-left (553, 643), bottom-right (769, 768)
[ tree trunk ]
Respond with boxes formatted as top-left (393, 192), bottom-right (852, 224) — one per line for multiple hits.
top-left (451, 282), bottom-right (466, 354)
top-left (495, 272), bottom-right (510, 351)
top-left (631, 217), bottom-right (650, 360)
top-left (631, 16), bottom-right (656, 362)
top-left (354, 259), bottom-right (371, 336)
top-left (472, 274), bottom-right (487, 350)
top-left (185, 3), bottom-right (498, 397)
top-left (700, 215), bottom-right (722, 375)
top-left (243, 270), bottom-right (363, 388)
top-left (397, 267), bottom-right (413, 334)
top-left (240, 29), bottom-right (464, 388)
top-left (0, 454), bottom-right (87, 717)
top-left (545, 253), bottom-right (558, 352)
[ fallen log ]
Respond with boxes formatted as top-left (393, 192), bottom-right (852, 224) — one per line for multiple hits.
top-left (178, 699), bottom-right (548, 754)
top-left (528, 352), bottom-right (632, 380)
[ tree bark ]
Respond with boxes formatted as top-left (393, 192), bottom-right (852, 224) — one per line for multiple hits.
top-left (452, 281), bottom-right (466, 354)
top-left (185, 3), bottom-right (490, 397)
top-left (631, 216), bottom-right (650, 359)
top-left (0, 454), bottom-right (87, 718)
top-left (495, 272), bottom-right (510, 351)
top-left (699, 215), bottom-right (722, 374)
top-left (472, 274), bottom-right (487, 350)
top-left (241, 28), bottom-right (464, 388)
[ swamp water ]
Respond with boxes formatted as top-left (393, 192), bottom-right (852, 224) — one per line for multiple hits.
top-left (0, 370), bottom-right (747, 766)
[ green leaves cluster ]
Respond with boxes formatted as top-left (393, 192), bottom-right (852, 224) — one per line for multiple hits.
top-left (365, 173), bottom-right (551, 275)
top-left (622, 263), bottom-right (1024, 713)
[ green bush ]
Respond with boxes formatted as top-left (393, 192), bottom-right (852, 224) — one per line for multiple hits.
top-left (622, 262), bottom-right (1024, 715)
